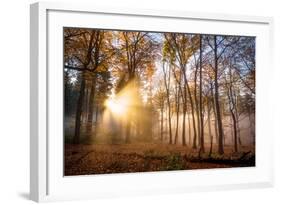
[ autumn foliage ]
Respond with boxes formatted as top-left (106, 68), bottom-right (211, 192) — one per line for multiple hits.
top-left (64, 28), bottom-right (255, 176)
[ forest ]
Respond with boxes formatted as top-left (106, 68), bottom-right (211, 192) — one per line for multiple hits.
top-left (64, 28), bottom-right (255, 176)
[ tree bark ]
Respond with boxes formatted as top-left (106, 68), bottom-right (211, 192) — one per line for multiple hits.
top-left (234, 92), bottom-right (242, 146)
top-left (227, 67), bottom-right (238, 152)
top-left (64, 70), bottom-right (70, 115)
top-left (210, 83), bottom-right (219, 144)
top-left (163, 63), bottom-right (173, 144)
top-left (86, 74), bottom-right (97, 139)
top-left (95, 104), bottom-right (99, 124)
top-left (194, 64), bottom-right (200, 147)
top-left (214, 35), bottom-right (224, 155)
top-left (185, 81), bottom-right (197, 149)
top-left (174, 84), bottom-right (180, 144)
top-left (188, 110), bottom-right (191, 146)
top-left (199, 35), bottom-right (205, 153)
top-left (207, 99), bottom-right (213, 156)
top-left (178, 64), bottom-right (196, 148)
top-left (231, 111), bottom-right (238, 152)
top-left (160, 107), bottom-right (164, 142)
top-left (73, 31), bottom-right (96, 144)
top-left (73, 75), bottom-right (86, 144)
top-left (182, 103), bottom-right (187, 146)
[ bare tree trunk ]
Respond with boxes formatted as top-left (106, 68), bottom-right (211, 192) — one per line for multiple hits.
top-left (199, 35), bottom-right (205, 153)
top-left (182, 74), bottom-right (193, 147)
top-left (225, 65), bottom-right (238, 153)
top-left (207, 100), bottom-right (213, 156)
top-left (234, 93), bottom-right (242, 146)
top-left (167, 100), bottom-right (172, 144)
top-left (188, 110), bottom-right (191, 146)
top-left (229, 87), bottom-right (238, 152)
top-left (214, 35), bottom-right (224, 155)
top-left (194, 65), bottom-right (200, 147)
top-left (231, 111), bottom-right (238, 152)
top-left (163, 63), bottom-right (173, 144)
top-left (73, 31), bottom-right (96, 144)
top-left (236, 118), bottom-right (242, 146)
top-left (182, 103), bottom-right (187, 146)
top-left (73, 75), bottom-right (86, 144)
top-left (95, 104), bottom-right (99, 124)
top-left (186, 83), bottom-right (197, 149)
top-left (174, 85), bottom-right (180, 144)
top-left (210, 83), bottom-right (218, 144)
top-left (178, 65), bottom-right (197, 148)
top-left (64, 70), bottom-right (70, 115)
top-left (86, 75), bottom-right (96, 139)
top-left (180, 74), bottom-right (187, 146)
top-left (83, 87), bottom-right (89, 123)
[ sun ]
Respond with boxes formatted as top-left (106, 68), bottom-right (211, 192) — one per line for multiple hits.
top-left (105, 96), bottom-right (129, 116)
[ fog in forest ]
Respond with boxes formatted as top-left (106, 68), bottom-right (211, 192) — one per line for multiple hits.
top-left (64, 28), bottom-right (255, 175)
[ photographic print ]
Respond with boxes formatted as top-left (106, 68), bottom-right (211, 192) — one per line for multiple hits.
top-left (64, 28), bottom-right (255, 176)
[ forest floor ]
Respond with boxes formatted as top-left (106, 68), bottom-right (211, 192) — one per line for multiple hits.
top-left (64, 143), bottom-right (255, 176)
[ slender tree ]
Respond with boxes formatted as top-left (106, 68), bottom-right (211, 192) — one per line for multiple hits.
top-left (162, 61), bottom-right (173, 144)
top-left (199, 35), bottom-right (205, 153)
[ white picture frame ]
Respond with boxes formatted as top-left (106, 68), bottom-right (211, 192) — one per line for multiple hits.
top-left (30, 1), bottom-right (274, 202)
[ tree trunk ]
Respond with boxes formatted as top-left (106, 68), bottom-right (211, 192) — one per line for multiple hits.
top-left (167, 101), bottom-right (172, 144)
top-left (95, 104), bottom-right (99, 124)
top-left (179, 72), bottom-right (187, 146)
top-left (72, 31), bottom-right (96, 144)
top-left (234, 94), bottom-right (242, 146)
top-left (214, 35), bottom-right (224, 155)
top-left (231, 111), bottom-right (238, 152)
top-left (163, 63), bottom-right (173, 144)
top-left (81, 86), bottom-right (87, 123)
top-left (174, 85), bottom-right (180, 144)
top-left (73, 75), bottom-right (86, 144)
top-left (64, 70), bottom-right (70, 115)
top-left (207, 100), bottom-right (213, 156)
top-left (186, 83), bottom-right (197, 149)
top-left (160, 108), bottom-right (164, 142)
top-left (178, 64), bottom-right (196, 148)
top-left (194, 65), bottom-right (200, 147)
top-left (199, 35), bottom-right (205, 153)
top-left (228, 68), bottom-right (238, 153)
top-left (86, 75), bottom-right (97, 139)
top-left (188, 110), bottom-right (191, 146)
top-left (182, 104), bottom-right (187, 146)
top-left (210, 83), bottom-right (218, 144)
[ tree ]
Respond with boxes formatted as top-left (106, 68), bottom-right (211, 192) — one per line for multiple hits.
top-left (224, 61), bottom-right (238, 152)
top-left (162, 61), bottom-right (173, 144)
top-left (213, 35), bottom-right (224, 154)
top-left (63, 27), bottom-right (256, 160)
top-left (67, 30), bottom-right (97, 144)
top-left (172, 68), bottom-right (181, 144)
top-left (86, 32), bottom-right (115, 139)
top-left (163, 33), bottom-right (199, 147)
top-left (206, 35), bottom-right (239, 154)
top-left (64, 29), bottom-right (113, 143)
top-left (199, 35), bottom-right (205, 153)
top-left (154, 87), bottom-right (166, 142)
top-left (114, 31), bottom-right (159, 143)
